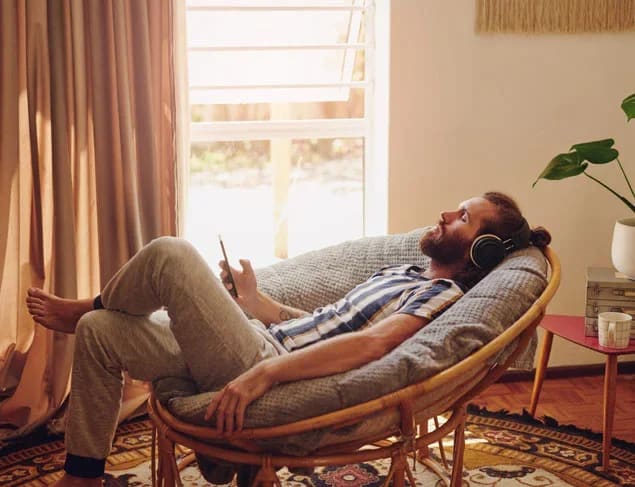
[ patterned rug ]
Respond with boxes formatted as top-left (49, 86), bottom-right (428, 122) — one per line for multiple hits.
top-left (1, 405), bottom-right (633, 486)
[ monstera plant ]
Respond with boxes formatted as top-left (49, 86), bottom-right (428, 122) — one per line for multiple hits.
top-left (533, 93), bottom-right (635, 212)
top-left (533, 92), bottom-right (635, 277)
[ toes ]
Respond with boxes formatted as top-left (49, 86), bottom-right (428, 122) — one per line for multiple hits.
top-left (27, 305), bottom-right (44, 315)
top-left (28, 288), bottom-right (47, 298)
top-left (26, 296), bottom-right (44, 305)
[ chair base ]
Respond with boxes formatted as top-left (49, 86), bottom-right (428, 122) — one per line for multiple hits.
top-left (149, 400), bottom-right (468, 487)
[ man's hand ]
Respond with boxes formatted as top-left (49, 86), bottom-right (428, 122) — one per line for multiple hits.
top-left (204, 362), bottom-right (274, 434)
top-left (220, 259), bottom-right (308, 326)
top-left (219, 259), bottom-right (258, 308)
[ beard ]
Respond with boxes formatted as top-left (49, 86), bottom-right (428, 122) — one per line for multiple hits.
top-left (419, 226), bottom-right (472, 265)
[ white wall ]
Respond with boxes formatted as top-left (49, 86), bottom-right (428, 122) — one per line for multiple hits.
top-left (387, 0), bottom-right (635, 366)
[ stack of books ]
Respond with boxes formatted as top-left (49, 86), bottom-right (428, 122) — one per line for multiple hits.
top-left (585, 267), bottom-right (635, 337)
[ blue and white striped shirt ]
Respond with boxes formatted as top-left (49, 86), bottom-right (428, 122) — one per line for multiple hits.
top-left (268, 264), bottom-right (464, 352)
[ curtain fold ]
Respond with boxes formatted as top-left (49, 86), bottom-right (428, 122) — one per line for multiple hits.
top-left (0, 0), bottom-right (184, 440)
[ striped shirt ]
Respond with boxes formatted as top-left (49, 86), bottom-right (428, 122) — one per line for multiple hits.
top-left (268, 264), bottom-right (465, 352)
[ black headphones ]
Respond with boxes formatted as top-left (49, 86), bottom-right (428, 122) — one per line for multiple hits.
top-left (469, 219), bottom-right (531, 269)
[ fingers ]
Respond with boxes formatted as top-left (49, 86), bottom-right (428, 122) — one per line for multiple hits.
top-left (239, 259), bottom-right (253, 276)
top-left (223, 395), bottom-right (239, 434)
top-left (205, 385), bottom-right (247, 435)
top-left (235, 398), bottom-right (247, 431)
top-left (216, 390), bottom-right (240, 435)
top-left (204, 391), bottom-right (222, 422)
top-left (218, 262), bottom-right (228, 282)
top-left (214, 393), bottom-right (230, 434)
top-left (217, 262), bottom-right (237, 295)
top-left (204, 388), bottom-right (236, 435)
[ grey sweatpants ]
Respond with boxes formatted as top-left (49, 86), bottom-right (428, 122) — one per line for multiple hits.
top-left (66, 237), bottom-right (283, 460)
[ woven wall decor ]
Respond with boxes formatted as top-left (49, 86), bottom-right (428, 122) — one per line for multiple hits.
top-left (476, 0), bottom-right (635, 33)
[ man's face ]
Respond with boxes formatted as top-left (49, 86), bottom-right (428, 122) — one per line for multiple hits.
top-left (419, 196), bottom-right (499, 265)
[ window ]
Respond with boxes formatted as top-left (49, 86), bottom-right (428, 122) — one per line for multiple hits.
top-left (185, 0), bottom-right (388, 267)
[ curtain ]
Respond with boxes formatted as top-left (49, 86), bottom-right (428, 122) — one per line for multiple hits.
top-left (0, 0), bottom-right (187, 440)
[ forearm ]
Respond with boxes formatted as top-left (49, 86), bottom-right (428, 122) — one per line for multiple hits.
top-left (204, 329), bottom-right (361, 433)
top-left (257, 313), bottom-right (428, 384)
top-left (205, 314), bottom-right (427, 434)
top-left (259, 332), bottom-right (383, 384)
top-left (243, 290), bottom-right (309, 326)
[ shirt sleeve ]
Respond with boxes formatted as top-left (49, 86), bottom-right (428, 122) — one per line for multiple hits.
top-left (395, 279), bottom-right (463, 320)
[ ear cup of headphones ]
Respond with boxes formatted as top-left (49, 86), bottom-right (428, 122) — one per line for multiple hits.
top-left (470, 234), bottom-right (506, 269)
top-left (470, 219), bottom-right (532, 269)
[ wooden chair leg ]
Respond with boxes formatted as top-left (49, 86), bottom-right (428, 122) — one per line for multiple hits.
top-left (381, 455), bottom-right (396, 487)
top-left (155, 430), bottom-right (181, 487)
top-left (602, 355), bottom-right (618, 472)
top-left (529, 330), bottom-right (553, 416)
top-left (404, 462), bottom-right (417, 487)
top-left (151, 426), bottom-right (158, 487)
top-left (418, 418), bottom-right (430, 459)
top-left (415, 417), bottom-right (451, 487)
top-left (392, 451), bottom-right (406, 487)
top-left (450, 409), bottom-right (466, 487)
top-left (176, 452), bottom-right (197, 472)
top-left (434, 416), bottom-right (449, 469)
top-left (252, 457), bottom-right (281, 487)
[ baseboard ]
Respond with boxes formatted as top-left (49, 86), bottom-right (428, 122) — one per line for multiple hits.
top-left (499, 360), bottom-right (635, 382)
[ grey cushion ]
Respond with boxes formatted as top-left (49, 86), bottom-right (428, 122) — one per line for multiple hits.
top-left (156, 229), bottom-right (548, 455)
top-left (254, 229), bottom-right (428, 313)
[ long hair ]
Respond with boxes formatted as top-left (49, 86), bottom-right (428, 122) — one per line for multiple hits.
top-left (455, 191), bottom-right (551, 289)
top-left (480, 192), bottom-right (551, 248)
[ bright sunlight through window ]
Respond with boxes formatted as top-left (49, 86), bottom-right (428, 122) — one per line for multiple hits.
top-left (184, 0), bottom-right (386, 269)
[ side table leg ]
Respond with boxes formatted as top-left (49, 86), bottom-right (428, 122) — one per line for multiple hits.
top-left (529, 330), bottom-right (553, 416)
top-left (602, 355), bottom-right (618, 472)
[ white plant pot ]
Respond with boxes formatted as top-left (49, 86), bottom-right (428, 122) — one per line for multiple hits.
top-left (611, 217), bottom-right (635, 279)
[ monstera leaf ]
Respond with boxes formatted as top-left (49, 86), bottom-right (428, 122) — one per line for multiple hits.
top-left (532, 152), bottom-right (587, 187)
top-left (533, 91), bottom-right (635, 213)
top-left (570, 139), bottom-right (619, 164)
top-left (622, 93), bottom-right (635, 121)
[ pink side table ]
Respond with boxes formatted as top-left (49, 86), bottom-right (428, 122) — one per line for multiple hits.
top-left (528, 314), bottom-right (635, 472)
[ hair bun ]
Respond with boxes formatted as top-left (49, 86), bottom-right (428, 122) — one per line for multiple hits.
top-left (530, 226), bottom-right (551, 248)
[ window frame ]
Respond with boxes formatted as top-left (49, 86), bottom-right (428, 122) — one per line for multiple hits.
top-left (186, 0), bottom-right (389, 240)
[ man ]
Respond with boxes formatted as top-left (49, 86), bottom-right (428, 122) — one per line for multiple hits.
top-left (26, 191), bottom-right (550, 487)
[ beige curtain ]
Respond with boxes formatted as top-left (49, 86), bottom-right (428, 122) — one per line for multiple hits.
top-left (0, 0), bottom-right (187, 440)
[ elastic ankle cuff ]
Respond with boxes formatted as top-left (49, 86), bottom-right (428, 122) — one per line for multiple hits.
top-left (93, 295), bottom-right (104, 310)
top-left (64, 453), bottom-right (106, 478)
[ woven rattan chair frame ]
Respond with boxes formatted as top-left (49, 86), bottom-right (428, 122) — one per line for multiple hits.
top-left (148, 247), bottom-right (560, 487)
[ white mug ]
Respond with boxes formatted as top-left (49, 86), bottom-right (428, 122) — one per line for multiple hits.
top-left (597, 312), bottom-right (632, 349)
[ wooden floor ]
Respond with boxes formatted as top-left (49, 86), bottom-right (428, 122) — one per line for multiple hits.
top-left (472, 373), bottom-right (635, 443)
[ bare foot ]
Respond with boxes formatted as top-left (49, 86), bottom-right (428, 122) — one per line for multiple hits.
top-left (50, 473), bottom-right (103, 486)
top-left (25, 288), bottom-right (95, 334)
